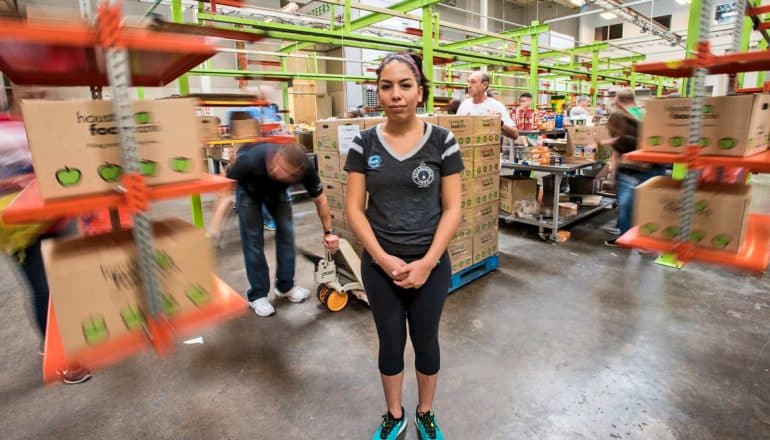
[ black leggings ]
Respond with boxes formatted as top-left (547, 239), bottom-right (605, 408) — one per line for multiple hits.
top-left (361, 250), bottom-right (451, 376)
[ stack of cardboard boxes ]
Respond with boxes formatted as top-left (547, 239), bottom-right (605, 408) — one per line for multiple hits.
top-left (633, 95), bottom-right (770, 252)
top-left (19, 98), bottom-right (216, 354)
top-left (437, 115), bottom-right (501, 273)
top-left (312, 115), bottom-right (501, 274)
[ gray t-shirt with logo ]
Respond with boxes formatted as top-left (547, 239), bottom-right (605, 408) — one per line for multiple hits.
top-left (344, 122), bottom-right (464, 256)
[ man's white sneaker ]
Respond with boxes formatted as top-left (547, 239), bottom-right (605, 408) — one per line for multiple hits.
top-left (273, 286), bottom-right (310, 303)
top-left (249, 297), bottom-right (275, 317)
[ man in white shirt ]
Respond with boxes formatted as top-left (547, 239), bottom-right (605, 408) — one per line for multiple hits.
top-left (569, 95), bottom-right (591, 119)
top-left (457, 71), bottom-right (519, 139)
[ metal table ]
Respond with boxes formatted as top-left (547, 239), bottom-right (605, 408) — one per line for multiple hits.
top-left (500, 160), bottom-right (615, 241)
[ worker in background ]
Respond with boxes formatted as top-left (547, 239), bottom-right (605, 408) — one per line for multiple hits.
top-left (227, 142), bottom-right (339, 317)
top-left (0, 105), bottom-right (92, 384)
top-left (601, 88), bottom-right (665, 247)
top-left (517, 92), bottom-right (533, 110)
top-left (457, 71), bottom-right (519, 139)
top-left (569, 95), bottom-right (592, 119)
top-left (487, 89), bottom-right (500, 101)
top-left (345, 52), bottom-right (462, 440)
top-left (595, 103), bottom-right (608, 117)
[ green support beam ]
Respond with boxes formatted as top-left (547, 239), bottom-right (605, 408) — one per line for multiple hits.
top-left (281, 0), bottom-right (442, 53)
top-left (422, 4), bottom-right (434, 112)
top-left (529, 23), bottom-right (539, 109)
top-left (172, 0), bottom-right (203, 228)
top-left (682, 0), bottom-right (702, 96)
top-left (630, 64), bottom-right (637, 89)
top-left (738, 6), bottom-right (754, 88)
top-left (591, 50), bottom-right (599, 106)
top-left (758, 39), bottom-right (768, 86)
top-left (440, 23), bottom-right (549, 51)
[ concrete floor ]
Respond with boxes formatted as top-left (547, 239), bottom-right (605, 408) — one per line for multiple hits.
top-left (1, 179), bottom-right (770, 439)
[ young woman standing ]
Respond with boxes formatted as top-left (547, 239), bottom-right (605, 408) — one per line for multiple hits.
top-left (344, 53), bottom-right (463, 440)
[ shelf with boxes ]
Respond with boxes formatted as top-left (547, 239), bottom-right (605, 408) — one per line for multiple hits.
top-left (622, 34), bottom-right (770, 271)
top-left (0, 4), bottom-right (249, 382)
top-left (312, 114), bottom-right (500, 292)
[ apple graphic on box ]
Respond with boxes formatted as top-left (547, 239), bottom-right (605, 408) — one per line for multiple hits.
top-left (82, 315), bottom-right (109, 345)
top-left (718, 137), bottom-right (736, 150)
top-left (700, 137), bottom-right (710, 148)
top-left (154, 251), bottom-right (173, 271)
top-left (161, 294), bottom-right (180, 315)
top-left (690, 230), bottom-right (706, 243)
top-left (670, 137), bottom-right (685, 148)
top-left (641, 223), bottom-right (659, 236)
top-left (712, 234), bottom-right (732, 249)
top-left (695, 200), bottom-right (709, 212)
top-left (98, 163), bottom-right (122, 182)
top-left (663, 226), bottom-right (680, 240)
top-left (139, 159), bottom-right (158, 177)
top-left (648, 136), bottom-right (663, 146)
top-left (134, 111), bottom-right (151, 125)
top-left (169, 157), bottom-right (192, 173)
top-left (186, 285), bottom-right (211, 307)
top-left (55, 166), bottom-right (82, 187)
top-left (121, 306), bottom-right (145, 330)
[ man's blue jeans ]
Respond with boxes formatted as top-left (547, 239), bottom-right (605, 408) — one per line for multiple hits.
top-left (616, 167), bottom-right (667, 235)
top-left (236, 185), bottom-right (296, 301)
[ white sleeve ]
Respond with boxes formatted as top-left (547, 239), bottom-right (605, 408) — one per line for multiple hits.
top-left (495, 100), bottom-right (515, 128)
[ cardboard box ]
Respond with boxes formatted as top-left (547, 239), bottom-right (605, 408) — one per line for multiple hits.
top-left (418, 114), bottom-right (439, 125)
top-left (448, 237), bottom-right (473, 274)
top-left (474, 200), bottom-right (499, 235)
top-left (42, 219), bottom-right (215, 354)
top-left (474, 200), bottom-right (499, 230)
top-left (231, 118), bottom-right (260, 139)
top-left (635, 176), bottom-right (752, 252)
top-left (322, 181), bottom-right (345, 211)
top-left (558, 202), bottom-right (578, 218)
top-left (438, 115), bottom-right (474, 147)
top-left (640, 95), bottom-right (770, 157)
top-left (460, 148), bottom-right (474, 179)
top-left (473, 229), bottom-right (498, 263)
top-left (566, 125), bottom-right (610, 160)
top-left (198, 116), bottom-right (221, 141)
top-left (363, 117), bottom-right (386, 129)
top-left (316, 151), bottom-right (342, 182)
top-left (21, 98), bottom-right (204, 201)
top-left (461, 178), bottom-right (474, 210)
top-left (474, 115), bottom-right (501, 135)
top-left (314, 118), bottom-right (365, 153)
top-left (452, 227), bottom-right (473, 242)
top-left (472, 174), bottom-right (500, 207)
top-left (473, 144), bottom-right (501, 177)
top-left (459, 208), bottom-right (474, 231)
top-left (500, 177), bottom-right (537, 214)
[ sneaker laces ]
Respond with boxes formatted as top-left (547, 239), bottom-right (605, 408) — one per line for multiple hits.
top-left (417, 411), bottom-right (438, 439)
top-left (379, 413), bottom-right (398, 439)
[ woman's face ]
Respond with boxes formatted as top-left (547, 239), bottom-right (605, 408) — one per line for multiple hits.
top-left (377, 60), bottom-right (423, 122)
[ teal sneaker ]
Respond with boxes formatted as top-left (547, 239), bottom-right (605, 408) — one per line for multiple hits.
top-left (415, 408), bottom-right (444, 440)
top-left (372, 408), bottom-right (407, 440)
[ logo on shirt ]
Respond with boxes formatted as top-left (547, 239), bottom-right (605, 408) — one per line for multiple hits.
top-left (367, 155), bottom-right (382, 169)
top-left (411, 162), bottom-right (435, 189)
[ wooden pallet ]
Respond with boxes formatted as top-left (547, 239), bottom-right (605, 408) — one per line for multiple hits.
top-left (449, 255), bottom-right (499, 293)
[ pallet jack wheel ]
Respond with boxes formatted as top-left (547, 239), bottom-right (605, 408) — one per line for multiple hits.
top-left (326, 290), bottom-right (349, 312)
top-left (317, 285), bottom-right (331, 304)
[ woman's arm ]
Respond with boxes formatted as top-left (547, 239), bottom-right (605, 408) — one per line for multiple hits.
top-left (345, 171), bottom-right (406, 280)
top-left (393, 173), bottom-right (462, 288)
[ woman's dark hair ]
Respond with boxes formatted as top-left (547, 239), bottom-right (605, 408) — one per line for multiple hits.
top-left (375, 52), bottom-right (430, 104)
